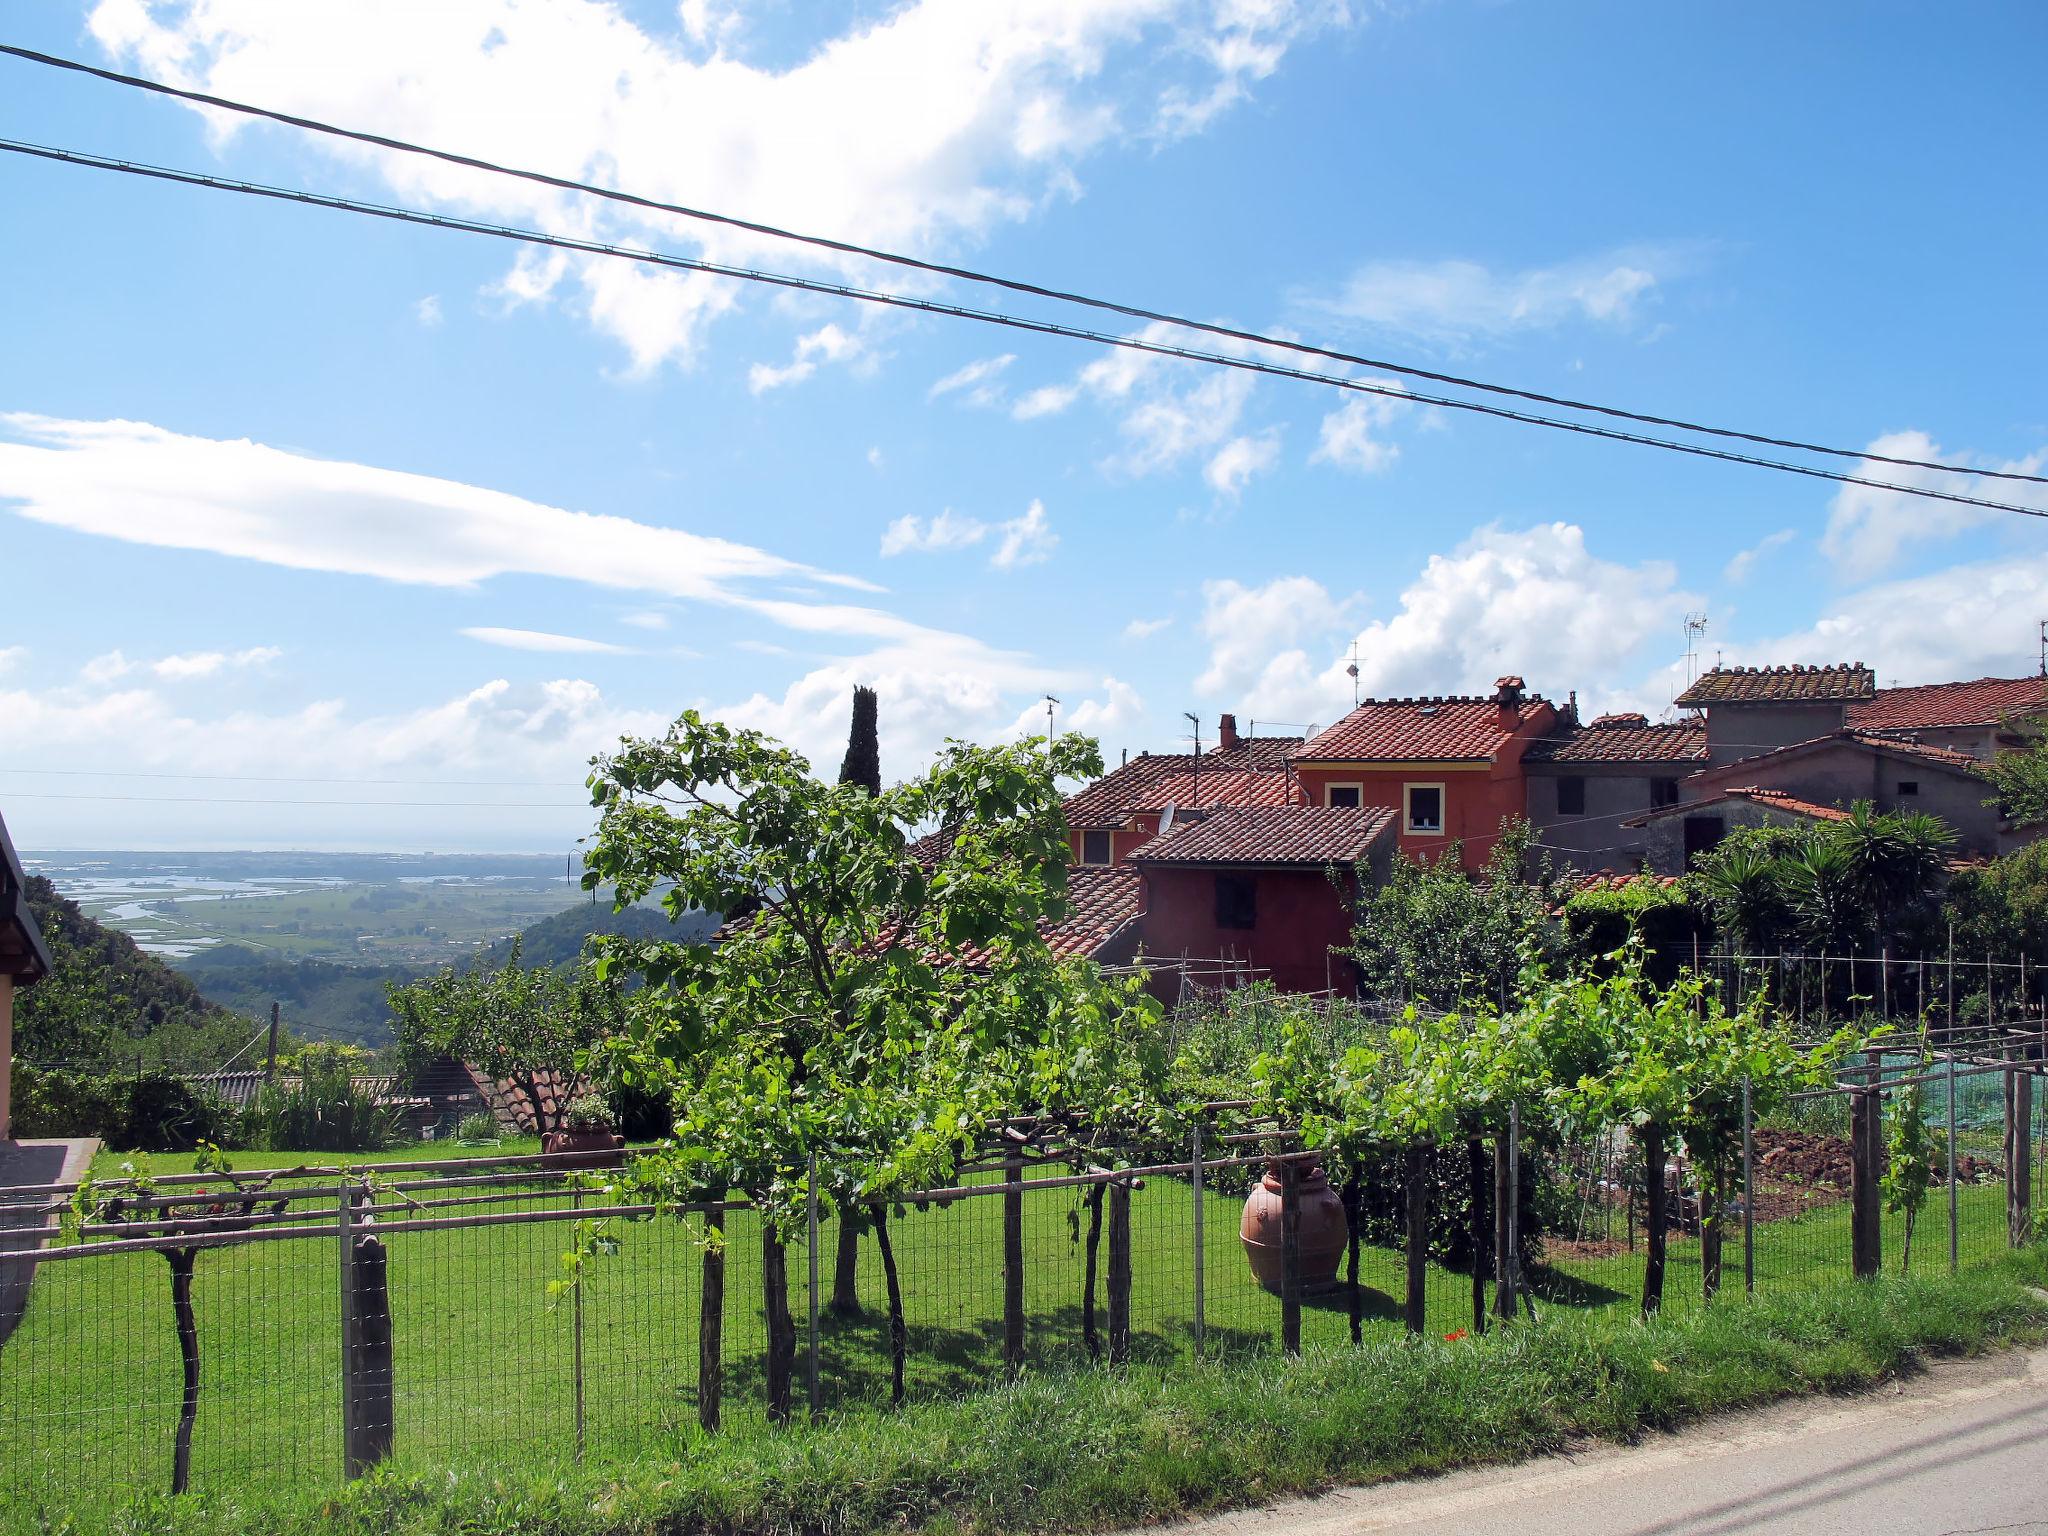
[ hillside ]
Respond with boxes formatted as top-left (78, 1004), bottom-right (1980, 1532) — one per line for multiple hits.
top-left (180, 900), bottom-right (718, 1046)
top-left (14, 876), bottom-right (259, 1069)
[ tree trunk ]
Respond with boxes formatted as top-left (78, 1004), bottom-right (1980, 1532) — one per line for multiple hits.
top-left (1003, 1153), bottom-right (1025, 1369)
top-left (1280, 1158), bottom-right (1302, 1356)
top-left (1901, 1205), bottom-right (1917, 1276)
top-left (1342, 1166), bottom-right (1364, 1347)
top-left (1642, 1124), bottom-right (1668, 1319)
top-left (829, 1217), bottom-right (861, 1316)
top-left (1468, 1137), bottom-right (1490, 1336)
top-left (1492, 1133), bottom-right (1515, 1321)
top-left (1403, 1145), bottom-right (1427, 1335)
top-left (698, 1208), bottom-right (725, 1432)
top-left (870, 1204), bottom-right (907, 1407)
top-left (761, 1225), bottom-right (795, 1425)
top-left (1107, 1180), bottom-right (1132, 1365)
top-left (168, 1248), bottom-right (199, 1495)
top-left (1081, 1181), bottom-right (1104, 1361)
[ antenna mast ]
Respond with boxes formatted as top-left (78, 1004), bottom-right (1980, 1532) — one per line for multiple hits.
top-left (1683, 612), bottom-right (1709, 686)
top-left (1346, 640), bottom-right (1361, 707)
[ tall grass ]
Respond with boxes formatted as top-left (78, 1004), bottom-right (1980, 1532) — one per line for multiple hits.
top-left (40, 1250), bottom-right (2048, 1536)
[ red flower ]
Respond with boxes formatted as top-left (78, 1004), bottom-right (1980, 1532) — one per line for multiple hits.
top-left (1444, 1329), bottom-right (1468, 1342)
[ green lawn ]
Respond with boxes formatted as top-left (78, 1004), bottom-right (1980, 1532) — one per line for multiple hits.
top-left (2, 1149), bottom-right (2032, 1512)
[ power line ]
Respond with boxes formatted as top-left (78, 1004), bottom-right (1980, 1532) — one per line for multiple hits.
top-left (4, 790), bottom-right (583, 808)
top-left (0, 765), bottom-right (576, 788)
top-left (4, 136), bottom-right (2044, 522)
top-left (4, 40), bottom-right (2039, 491)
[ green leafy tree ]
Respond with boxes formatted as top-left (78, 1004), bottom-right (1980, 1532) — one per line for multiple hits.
top-left (1884, 1065), bottom-right (1935, 1274)
top-left (1347, 821), bottom-right (1561, 1010)
top-left (830, 683), bottom-right (883, 1316)
top-left (1981, 717), bottom-right (2048, 827)
top-left (582, 710), bottom-right (1110, 1423)
top-left (387, 943), bottom-right (612, 1138)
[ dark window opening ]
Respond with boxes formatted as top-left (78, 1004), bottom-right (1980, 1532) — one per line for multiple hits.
top-left (1897, 780), bottom-right (1920, 797)
top-left (1327, 784), bottom-right (1362, 808)
top-left (1406, 785), bottom-right (1443, 833)
top-left (1556, 776), bottom-right (1586, 816)
top-left (1650, 777), bottom-right (1681, 807)
top-left (1080, 829), bottom-right (1113, 865)
top-left (1683, 815), bottom-right (1727, 864)
top-left (1214, 873), bottom-right (1257, 930)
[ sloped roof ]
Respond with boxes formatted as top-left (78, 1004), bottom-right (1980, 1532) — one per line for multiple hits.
top-left (1062, 752), bottom-right (1301, 828)
top-left (1526, 716), bottom-right (1709, 764)
top-left (1695, 728), bottom-right (1987, 788)
top-left (0, 812), bottom-right (52, 985)
top-left (1127, 805), bottom-right (1396, 867)
top-left (1293, 696), bottom-right (1552, 763)
top-left (1674, 663), bottom-right (1875, 706)
top-left (1848, 676), bottom-right (2048, 733)
top-left (938, 863), bottom-right (1143, 970)
top-left (1624, 787), bottom-right (1854, 829)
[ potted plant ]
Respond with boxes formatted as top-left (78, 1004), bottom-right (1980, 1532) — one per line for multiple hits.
top-left (543, 1093), bottom-right (625, 1165)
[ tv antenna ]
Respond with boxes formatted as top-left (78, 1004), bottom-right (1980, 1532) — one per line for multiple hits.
top-left (1184, 711), bottom-right (1201, 806)
top-left (1043, 694), bottom-right (1060, 747)
top-left (1345, 640), bottom-right (1362, 707)
top-left (2038, 620), bottom-right (2046, 679)
top-left (1682, 613), bottom-right (1709, 686)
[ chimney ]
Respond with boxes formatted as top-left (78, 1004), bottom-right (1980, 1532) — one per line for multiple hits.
top-left (1492, 675), bottom-right (1526, 730)
top-left (1218, 713), bottom-right (1240, 752)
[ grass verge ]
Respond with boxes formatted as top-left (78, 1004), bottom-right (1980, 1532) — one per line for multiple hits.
top-left (26, 1247), bottom-right (2048, 1536)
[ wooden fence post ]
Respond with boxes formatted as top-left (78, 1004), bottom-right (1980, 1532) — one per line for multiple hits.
top-left (340, 1181), bottom-right (394, 1477)
top-left (1491, 1131), bottom-right (1515, 1321)
top-left (699, 1207), bottom-right (725, 1432)
top-left (1849, 1058), bottom-right (1882, 1280)
top-left (1279, 1157), bottom-right (1302, 1356)
top-left (1003, 1150), bottom-right (1025, 1369)
top-left (1403, 1144), bottom-right (1427, 1335)
top-left (1106, 1178), bottom-right (1132, 1365)
top-left (1190, 1124), bottom-right (1205, 1359)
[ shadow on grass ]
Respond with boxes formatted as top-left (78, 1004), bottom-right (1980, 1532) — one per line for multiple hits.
top-left (1528, 1264), bottom-right (1632, 1308)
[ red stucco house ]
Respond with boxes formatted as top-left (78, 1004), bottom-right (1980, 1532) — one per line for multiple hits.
top-left (1061, 717), bottom-right (1304, 869)
top-left (1289, 677), bottom-right (1558, 869)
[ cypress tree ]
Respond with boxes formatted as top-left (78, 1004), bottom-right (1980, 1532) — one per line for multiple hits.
top-left (830, 685), bottom-right (880, 1315)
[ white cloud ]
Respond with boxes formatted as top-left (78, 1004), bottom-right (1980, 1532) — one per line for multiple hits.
top-left (1123, 617), bottom-right (1172, 640)
top-left (414, 295), bottom-right (443, 328)
top-left (1204, 430), bottom-right (1281, 496)
top-left (90, 0), bottom-right (1352, 372)
top-left (880, 500), bottom-right (1056, 569)
top-left (1820, 431), bottom-right (2047, 579)
top-left (866, 446), bottom-right (885, 470)
top-left (620, 611), bottom-right (669, 631)
top-left (991, 499), bottom-right (1058, 568)
top-left (1722, 528), bottom-right (1796, 585)
top-left (1310, 389), bottom-right (1409, 474)
top-left (747, 323), bottom-right (865, 394)
top-left (0, 646), bottom-right (23, 675)
top-left (1013, 383), bottom-right (1080, 420)
top-left (461, 626), bottom-right (632, 654)
top-left (1197, 524), bottom-right (1700, 723)
top-left (77, 645), bottom-right (280, 683)
top-left (1196, 575), bottom-right (1359, 705)
top-left (929, 354), bottom-right (1015, 403)
top-left (1298, 245), bottom-right (1694, 349)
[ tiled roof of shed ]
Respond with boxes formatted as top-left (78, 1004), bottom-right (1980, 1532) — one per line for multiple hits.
top-left (1526, 717), bottom-right (1709, 764)
top-left (1127, 805), bottom-right (1396, 867)
top-left (1848, 676), bottom-right (2048, 733)
top-left (1673, 663), bottom-right (1875, 706)
top-left (1624, 787), bottom-right (1853, 828)
top-left (1293, 696), bottom-right (1551, 763)
top-left (940, 863), bottom-right (1143, 969)
top-left (1694, 728), bottom-right (1986, 787)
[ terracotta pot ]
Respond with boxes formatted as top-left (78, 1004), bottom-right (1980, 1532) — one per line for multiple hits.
top-left (542, 1130), bottom-right (626, 1167)
top-left (1240, 1159), bottom-right (1349, 1292)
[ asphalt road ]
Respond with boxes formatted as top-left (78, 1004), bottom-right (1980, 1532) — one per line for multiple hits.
top-left (1159, 1345), bottom-right (2048, 1536)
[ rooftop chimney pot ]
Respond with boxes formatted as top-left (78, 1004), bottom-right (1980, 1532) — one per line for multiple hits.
top-left (1218, 713), bottom-right (1240, 751)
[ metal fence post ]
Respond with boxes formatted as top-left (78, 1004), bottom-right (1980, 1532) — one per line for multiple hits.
top-left (571, 1185), bottom-right (586, 1461)
top-left (340, 1176), bottom-right (393, 1478)
top-left (1948, 1050), bottom-right (1960, 1275)
top-left (1741, 1075), bottom-right (1755, 1295)
top-left (1190, 1122), bottom-right (1205, 1359)
top-left (806, 1151), bottom-right (821, 1420)
top-left (1279, 1156), bottom-right (1302, 1356)
top-left (337, 1176), bottom-right (352, 1480)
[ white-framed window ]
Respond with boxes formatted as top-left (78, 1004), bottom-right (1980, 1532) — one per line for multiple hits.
top-left (1404, 782), bottom-right (1445, 835)
top-left (1080, 829), bottom-right (1113, 865)
top-left (1325, 782), bottom-right (1363, 809)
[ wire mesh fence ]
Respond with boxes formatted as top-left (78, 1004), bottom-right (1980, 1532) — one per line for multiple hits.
top-left (3, 1052), bottom-right (2043, 1515)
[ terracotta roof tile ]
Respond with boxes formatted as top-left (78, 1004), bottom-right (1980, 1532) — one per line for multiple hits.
top-left (1847, 676), bottom-right (2048, 733)
top-left (943, 863), bottom-right (1142, 969)
top-left (1127, 805), bottom-right (1396, 867)
top-left (1526, 717), bottom-right (1708, 764)
top-left (1293, 696), bottom-right (1552, 763)
top-left (1624, 787), bottom-right (1854, 828)
top-left (1673, 663), bottom-right (1875, 706)
top-left (1061, 753), bottom-right (1301, 828)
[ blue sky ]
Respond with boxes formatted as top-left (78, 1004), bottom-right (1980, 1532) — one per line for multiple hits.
top-left (1, 0), bottom-right (2043, 851)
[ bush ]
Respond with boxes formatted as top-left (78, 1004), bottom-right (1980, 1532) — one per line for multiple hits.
top-left (10, 1064), bottom-right (242, 1151)
top-left (242, 1045), bottom-right (398, 1153)
top-left (453, 1111), bottom-right (500, 1145)
top-left (1561, 880), bottom-right (1701, 984)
